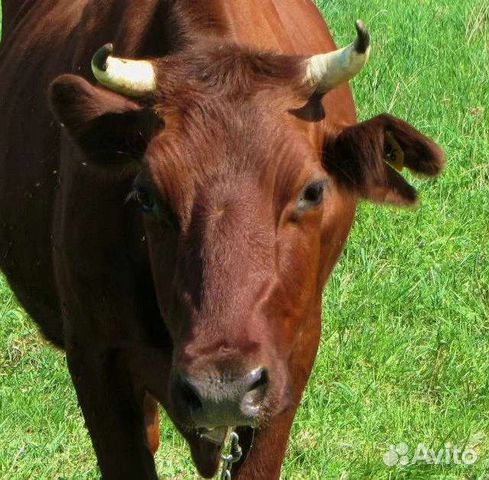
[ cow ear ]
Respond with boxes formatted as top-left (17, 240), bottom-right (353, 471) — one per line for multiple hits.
top-left (324, 114), bottom-right (444, 206)
top-left (49, 74), bottom-right (162, 163)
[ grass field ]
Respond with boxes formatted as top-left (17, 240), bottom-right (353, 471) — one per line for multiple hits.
top-left (1, 0), bottom-right (488, 478)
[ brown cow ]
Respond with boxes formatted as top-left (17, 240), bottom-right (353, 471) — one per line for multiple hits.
top-left (0, 1), bottom-right (444, 478)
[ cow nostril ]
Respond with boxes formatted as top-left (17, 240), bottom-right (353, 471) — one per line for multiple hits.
top-left (241, 367), bottom-right (269, 418)
top-left (247, 367), bottom-right (269, 393)
top-left (178, 376), bottom-right (203, 412)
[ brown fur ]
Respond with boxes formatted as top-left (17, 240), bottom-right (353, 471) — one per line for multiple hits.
top-left (0, 1), bottom-right (444, 479)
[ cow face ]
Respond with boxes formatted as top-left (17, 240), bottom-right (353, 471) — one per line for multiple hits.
top-left (50, 39), bottom-right (443, 441)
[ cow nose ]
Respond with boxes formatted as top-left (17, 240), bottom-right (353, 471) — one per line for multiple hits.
top-left (176, 367), bottom-right (269, 427)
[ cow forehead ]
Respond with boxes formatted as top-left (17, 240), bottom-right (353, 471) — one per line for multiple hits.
top-left (152, 43), bottom-right (307, 101)
top-left (152, 99), bottom-right (309, 164)
top-left (145, 101), bottom-right (322, 219)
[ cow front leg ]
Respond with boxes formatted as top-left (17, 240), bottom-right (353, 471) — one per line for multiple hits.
top-left (67, 346), bottom-right (158, 480)
top-left (232, 407), bottom-right (297, 480)
top-left (144, 392), bottom-right (161, 456)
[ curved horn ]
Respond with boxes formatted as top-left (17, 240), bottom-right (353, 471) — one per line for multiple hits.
top-left (91, 44), bottom-right (156, 97)
top-left (304, 20), bottom-right (371, 94)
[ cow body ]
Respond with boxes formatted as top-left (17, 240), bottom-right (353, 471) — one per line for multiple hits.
top-left (0, 1), bottom-right (443, 478)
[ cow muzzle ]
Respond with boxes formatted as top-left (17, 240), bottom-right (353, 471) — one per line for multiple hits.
top-left (174, 366), bottom-right (269, 438)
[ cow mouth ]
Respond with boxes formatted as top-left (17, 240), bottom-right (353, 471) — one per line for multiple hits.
top-left (197, 426), bottom-right (234, 445)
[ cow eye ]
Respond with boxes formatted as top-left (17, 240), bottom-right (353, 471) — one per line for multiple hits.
top-left (299, 180), bottom-right (325, 209)
top-left (134, 185), bottom-right (156, 213)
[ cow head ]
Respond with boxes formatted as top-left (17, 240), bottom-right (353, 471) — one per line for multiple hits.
top-left (49, 22), bottom-right (443, 450)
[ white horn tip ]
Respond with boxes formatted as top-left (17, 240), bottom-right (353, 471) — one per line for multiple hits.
top-left (303, 20), bottom-right (372, 94)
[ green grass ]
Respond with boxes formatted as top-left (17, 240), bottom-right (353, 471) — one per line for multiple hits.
top-left (1, 0), bottom-right (488, 478)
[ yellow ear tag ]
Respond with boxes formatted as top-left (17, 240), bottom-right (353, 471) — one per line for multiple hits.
top-left (385, 131), bottom-right (405, 172)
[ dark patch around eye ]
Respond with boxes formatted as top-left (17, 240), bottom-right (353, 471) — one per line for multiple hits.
top-left (130, 176), bottom-right (180, 231)
top-left (299, 180), bottom-right (326, 210)
top-left (131, 175), bottom-right (157, 214)
top-left (134, 185), bottom-right (155, 213)
top-left (303, 181), bottom-right (324, 204)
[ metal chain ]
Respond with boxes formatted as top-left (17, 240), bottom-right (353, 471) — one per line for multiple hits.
top-left (220, 432), bottom-right (242, 480)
